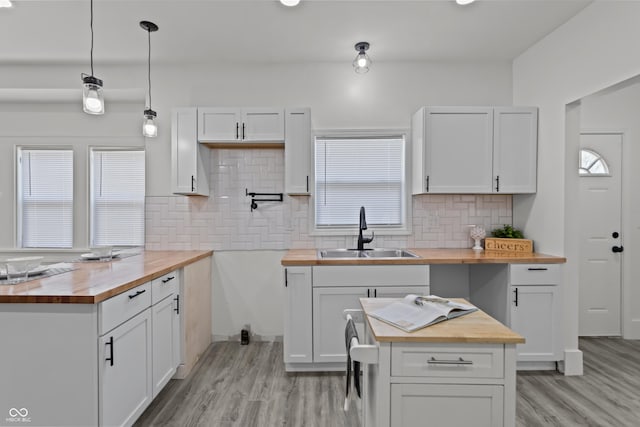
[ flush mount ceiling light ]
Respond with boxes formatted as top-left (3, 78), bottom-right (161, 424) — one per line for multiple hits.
top-left (353, 42), bottom-right (371, 74)
top-left (81, 0), bottom-right (104, 115)
top-left (280, 0), bottom-right (300, 6)
top-left (456, 0), bottom-right (476, 5)
top-left (140, 20), bottom-right (159, 138)
top-left (0, 0), bottom-right (13, 8)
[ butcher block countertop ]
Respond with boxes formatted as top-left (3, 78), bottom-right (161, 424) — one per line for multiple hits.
top-left (361, 298), bottom-right (525, 344)
top-left (281, 248), bottom-right (566, 266)
top-left (0, 250), bottom-right (212, 304)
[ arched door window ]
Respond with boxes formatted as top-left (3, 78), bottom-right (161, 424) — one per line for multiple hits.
top-left (579, 148), bottom-right (610, 176)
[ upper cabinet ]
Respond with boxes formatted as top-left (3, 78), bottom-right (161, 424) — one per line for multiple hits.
top-left (284, 108), bottom-right (312, 195)
top-left (198, 107), bottom-right (284, 143)
top-left (171, 108), bottom-right (210, 196)
top-left (412, 106), bottom-right (538, 194)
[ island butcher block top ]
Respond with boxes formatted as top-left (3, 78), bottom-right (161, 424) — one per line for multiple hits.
top-left (0, 250), bottom-right (212, 304)
top-left (281, 248), bottom-right (566, 266)
top-left (361, 298), bottom-right (525, 344)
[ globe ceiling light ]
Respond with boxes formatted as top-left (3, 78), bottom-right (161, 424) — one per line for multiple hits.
top-left (140, 20), bottom-right (159, 138)
top-left (81, 0), bottom-right (104, 115)
top-left (353, 42), bottom-right (371, 74)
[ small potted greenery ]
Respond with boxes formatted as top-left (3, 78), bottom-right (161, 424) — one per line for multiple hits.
top-left (485, 224), bottom-right (533, 253)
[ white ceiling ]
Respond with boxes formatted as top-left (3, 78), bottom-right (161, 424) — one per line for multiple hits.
top-left (0, 0), bottom-right (592, 65)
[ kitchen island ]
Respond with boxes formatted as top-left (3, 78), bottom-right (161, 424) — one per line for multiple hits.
top-left (357, 298), bottom-right (524, 427)
top-left (0, 250), bottom-right (212, 427)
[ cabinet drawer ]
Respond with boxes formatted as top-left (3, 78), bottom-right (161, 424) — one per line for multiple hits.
top-left (391, 343), bottom-right (504, 378)
top-left (100, 282), bottom-right (152, 335)
top-left (510, 264), bottom-right (560, 285)
top-left (151, 271), bottom-right (179, 305)
top-left (312, 265), bottom-right (430, 287)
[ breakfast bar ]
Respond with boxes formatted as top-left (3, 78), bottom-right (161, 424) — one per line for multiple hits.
top-left (357, 298), bottom-right (524, 427)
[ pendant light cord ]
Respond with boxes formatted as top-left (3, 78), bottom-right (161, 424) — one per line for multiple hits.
top-left (147, 29), bottom-right (152, 109)
top-left (90, 0), bottom-right (94, 76)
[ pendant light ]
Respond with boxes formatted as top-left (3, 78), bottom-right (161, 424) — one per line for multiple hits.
top-left (353, 42), bottom-right (371, 74)
top-left (81, 0), bottom-right (104, 115)
top-left (140, 20), bottom-right (159, 138)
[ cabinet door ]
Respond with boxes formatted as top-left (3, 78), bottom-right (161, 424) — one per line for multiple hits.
top-left (241, 108), bottom-right (284, 141)
top-left (312, 287), bottom-right (368, 363)
top-left (152, 295), bottom-right (177, 398)
top-left (171, 108), bottom-right (209, 196)
top-left (424, 107), bottom-right (494, 193)
top-left (284, 267), bottom-right (313, 364)
top-left (172, 290), bottom-right (182, 369)
top-left (99, 309), bottom-right (152, 427)
top-left (510, 285), bottom-right (561, 361)
top-left (198, 107), bottom-right (241, 142)
top-left (493, 107), bottom-right (538, 193)
top-left (284, 108), bottom-right (312, 195)
top-left (391, 383), bottom-right (503, 427)
top-left (372, 286), bottom-right (429, 298)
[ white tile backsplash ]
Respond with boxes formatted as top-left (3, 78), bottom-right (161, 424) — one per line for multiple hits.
top-left (145, 149), bottom-right (512, 250)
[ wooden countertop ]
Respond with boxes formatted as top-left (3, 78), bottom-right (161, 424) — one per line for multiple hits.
top-left (361, 298), bottom-right (525, 344)
top-left (281, 248), bottom-right (566, 266)
top-left (0, 250), bottom-right (213, 304)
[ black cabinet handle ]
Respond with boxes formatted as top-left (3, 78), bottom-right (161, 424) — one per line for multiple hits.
top-left (527, 267), bottom-right (548, 271)
top-left (105, 336), bottom-right (114, 366)
top-left (284, 268), bottom-right (288, 287)
top-left (236, 122), bottom-right (239, 139)
top-left (513, 288), bottom-right (518, 307)
top-left (306, 176), bottom-right (309, 193)
top-left (374, 289), bottom-right (377, 298)
top-left (162, 276), bottom-right (175, 284)
top-left (612, 246), bottom-right (624, 253)
top-left (242, 123), bottom-right (246, 140)
top-left (426, 176), bottom-right (430, 192)
top-left (174, 294), bottom-right (180, 315)
top-left (496, 175), bottom-right (500, 192)
top-left (612, 232), bottom-right (620, 238)
top-left (367, 289), bottom-right (370, 298)
top-left (128, 289), bottom-right (146, 299)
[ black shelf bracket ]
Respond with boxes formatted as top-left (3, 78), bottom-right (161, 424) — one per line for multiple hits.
top-left (245, 188), bottom-right (283, 212)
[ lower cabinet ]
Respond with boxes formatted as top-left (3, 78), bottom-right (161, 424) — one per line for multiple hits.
top-left (390, 384), bottom-right (504, 427)
top-left (152, 294), bottom-right (178, 398)
top-left (99, 309), bottom-right (153, 427)
top-left (283, 267), bottom-right (313, 364)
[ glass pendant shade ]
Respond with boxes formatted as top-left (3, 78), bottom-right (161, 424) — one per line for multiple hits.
top-left (353, 42), bottom-right (371, 74)
top-left (142, 109), bottom-right (157, 138)
top-left (82, 75), bottom-right (105, 115)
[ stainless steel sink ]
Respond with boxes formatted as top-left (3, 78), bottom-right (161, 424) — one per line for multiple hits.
top-left (318, 248), bottom-right (419, 259)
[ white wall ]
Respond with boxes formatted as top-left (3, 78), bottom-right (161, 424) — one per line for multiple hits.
top-left (513, 0), bottom-right (640, 374)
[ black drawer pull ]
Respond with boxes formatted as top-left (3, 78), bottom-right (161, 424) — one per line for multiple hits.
top-left (527, 268), bottom-right (548, 271)
top-left (427, 357), bottom-right (473, 366)
top-left (161, 276), bottom-right (175, 283)
top-left (105, 336), bottom-right (114, 366)
top-left (128, 289), bottom-right (146, 299)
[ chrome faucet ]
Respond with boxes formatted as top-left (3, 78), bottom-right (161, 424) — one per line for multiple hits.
top-left (357, 206), bottom-right (374, 250)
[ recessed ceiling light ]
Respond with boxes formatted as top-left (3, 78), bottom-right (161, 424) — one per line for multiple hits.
top-left (0, 0), bottom-right (13, 8)
top-left (280, 0), bottom-right (300, 6)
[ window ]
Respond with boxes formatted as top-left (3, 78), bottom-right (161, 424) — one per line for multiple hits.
top-left (579, 148), bottom-right (610, 176)
top-left (315, 134), bottom-right (406, 230)
top-left (90, 149), bottom-right (145, 246)
top-left (17, 148), bottom-right (74, 248)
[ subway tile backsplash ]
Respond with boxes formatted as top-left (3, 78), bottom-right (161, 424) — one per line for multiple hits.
top-left (145, 149), bottom-right (512, 250)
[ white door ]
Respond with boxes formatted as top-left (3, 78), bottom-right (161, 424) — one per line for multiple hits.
top-left (578, 132), bottom-right (623, 336)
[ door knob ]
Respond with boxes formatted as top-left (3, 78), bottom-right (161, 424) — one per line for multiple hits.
top-left (612, 246), bottom-right (624, 253)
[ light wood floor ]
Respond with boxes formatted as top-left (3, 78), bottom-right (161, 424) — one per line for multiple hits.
top-left (135, 337), bottom-right (640, 427)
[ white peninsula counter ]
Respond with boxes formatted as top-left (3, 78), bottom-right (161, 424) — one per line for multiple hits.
top-left (358, 298), bottom-right (524, 427)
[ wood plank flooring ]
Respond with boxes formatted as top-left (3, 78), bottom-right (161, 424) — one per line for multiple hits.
top-left (135, 337), bottom-right (640, 427)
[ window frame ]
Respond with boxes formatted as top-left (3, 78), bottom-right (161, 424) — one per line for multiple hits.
top-left (310, 129), bottom-right (412, 236)
top-left (89, 146), bottom-right (146, 248)
top-left (15, 145), bottom-right (75, 249)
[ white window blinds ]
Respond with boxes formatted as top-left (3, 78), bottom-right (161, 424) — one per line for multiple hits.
top-left (315, 135), bottom-right (405, 227)
top-left (90, 149), bottom-right (145, 246)
top-left (18, 148), bottom-right (74, 248)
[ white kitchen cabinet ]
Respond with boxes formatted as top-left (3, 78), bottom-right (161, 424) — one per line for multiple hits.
top-left (99, 308), bottom-right (153, 427)
top-left (151, 294), bottom-right (177, 398)
top-left (412, 106), bottom-right (537, 194)
top-left (283, 266), bottom-right (313, 365)
top-left (171, 107), bottom-right (210, 196)
top-left (172, 289), bottom-right (182, 371)
top-left (198, 107), bottom-right (284, 143)
top-left (390, 383), bottom-right (504, 427)
top-left (284, 107), bottom-right (312, 195)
